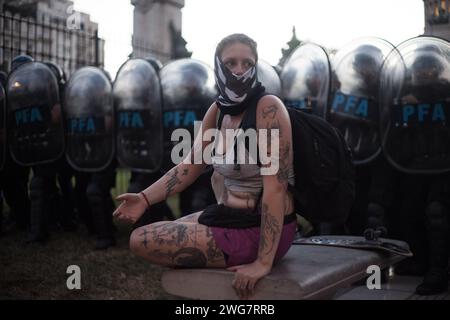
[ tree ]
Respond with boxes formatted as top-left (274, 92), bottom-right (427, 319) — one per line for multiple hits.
top-left (278, 26), bottom-right (301, 68)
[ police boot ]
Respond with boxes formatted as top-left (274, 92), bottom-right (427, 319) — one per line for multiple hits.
top-left (26, 176), bottom-right (49, 243)
top-left (56, 192), bottom-right (78, 232)
top-left (4, 164), bottom-right (31, 231)
top-left (87, 183), bottom-right (116, 250)
top-left (74, 172), bottom-right (95, 235)
top-left (0, 197), bottom-right (3, 236)
top-left (415, 201), bottom-right (449, 295)
top-left (366, 202), bottom-right (388, 233)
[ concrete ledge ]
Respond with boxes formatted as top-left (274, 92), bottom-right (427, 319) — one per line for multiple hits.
top-left (162, 236), bottom-right (408, 300)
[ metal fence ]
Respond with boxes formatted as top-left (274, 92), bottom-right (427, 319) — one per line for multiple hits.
top-left (0, 13), bottom-right (180, 214)
top-left (0, 12), bottom-right (128, 212)
top-left (0, 12), bottom-right (104, 75)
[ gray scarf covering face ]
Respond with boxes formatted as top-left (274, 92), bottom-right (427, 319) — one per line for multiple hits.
top-left (214, 54), bottom-right (263, 116)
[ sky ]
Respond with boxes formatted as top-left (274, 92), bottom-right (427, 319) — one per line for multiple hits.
top-left (72, 0), bottom-right (425, 78)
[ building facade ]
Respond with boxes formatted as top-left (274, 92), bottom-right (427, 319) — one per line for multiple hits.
top-left (424, 0), bottom-right (450, 41)
top-left (0, 0), bottom-right (104, 75)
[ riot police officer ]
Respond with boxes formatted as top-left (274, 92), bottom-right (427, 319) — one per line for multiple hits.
top-left (6, 56), bottom-right (66, 242)
top-left (329, 38), bottom-right (399, 236)
top-left (160, 58), bottom-right (218, 216)
top-left (280, 42), bottom-right (331, 117)
top-left (65, 66), bottom-right (117, 249)
top-left (379, 36), bottom-right (450, 295)
top-left (114, 57), bottom-right (175, 228)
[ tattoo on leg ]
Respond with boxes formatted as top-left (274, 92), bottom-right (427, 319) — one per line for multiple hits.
top-left (205, 228), bottom-right (224, 263)
top-left (140, 228), bottom-right (150, 248)
top-left (182, 169), bottom-right (189, 176)
top-left (175, 224), bottom-right (190, 246)
top-left (148, 249), bottom-right (174, 261)
top-left (150, 223), bottom-right (191, 247)
top-left (145, 232), bottom-right (207, 267)
top-left (173, 248), bottom-right (207, 268)
top-left (144, 224), bottom-right (221, 267)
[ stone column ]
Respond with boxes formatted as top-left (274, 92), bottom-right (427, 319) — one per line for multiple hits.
top-left (423, 0), bottom-right (450, 41)
top-left (131, 0), bottom-right (185, 63)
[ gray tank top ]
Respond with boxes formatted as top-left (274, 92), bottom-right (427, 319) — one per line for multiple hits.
top-left (212, 128), bottom-right (295, 194)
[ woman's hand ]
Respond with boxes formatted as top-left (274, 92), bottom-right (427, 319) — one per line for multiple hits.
top-left (113, 193), bottom-right (148, 224)
top-left (227, 260), bottom-right (272, 300)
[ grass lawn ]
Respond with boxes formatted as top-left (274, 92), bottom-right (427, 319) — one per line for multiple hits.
top-left (0, 194), bottom-right (182, 300)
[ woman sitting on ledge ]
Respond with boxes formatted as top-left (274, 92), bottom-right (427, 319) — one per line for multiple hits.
top-left (113, 33), bottom-right (296, 299)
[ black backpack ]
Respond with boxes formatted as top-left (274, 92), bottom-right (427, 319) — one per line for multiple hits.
top-left (217, 92), bottom-right (355, 225)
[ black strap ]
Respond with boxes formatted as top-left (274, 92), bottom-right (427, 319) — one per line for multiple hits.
top-left (215, 91), bottom-right (279, 214)
top-left (217, 90), bottom-right (273, 131)
top-left (199, 203), bottom-right (297, 228)
top-left (217, 110), bottom-right (226, 130)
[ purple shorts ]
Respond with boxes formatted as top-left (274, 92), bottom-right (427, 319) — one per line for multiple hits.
top-left (210, 220), bottom-right (297, 267)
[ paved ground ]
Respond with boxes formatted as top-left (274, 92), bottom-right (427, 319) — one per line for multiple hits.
top-left (334, 274), bottom-right (450, 300)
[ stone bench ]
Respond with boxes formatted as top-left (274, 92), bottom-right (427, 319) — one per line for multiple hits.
top-left (161, 236), bottom-right (408, 300)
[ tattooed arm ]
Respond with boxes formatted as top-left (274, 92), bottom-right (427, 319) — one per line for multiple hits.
top-left (140, 103), bottom-right (220, 206)
top-left (227, 96), bottom-right (293, 299)
top-left (114, 104), bottom-right (220, 223)
top-left (256, 96), bottom-right (293, 267)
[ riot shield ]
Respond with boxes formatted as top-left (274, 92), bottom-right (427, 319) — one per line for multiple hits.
top-left (329, 37), bottom-right (394, 165)
top-left (0, 79), bottom-right (6, 170)
top-left (280, 42), bottom-right (331, 117)
top-left (379, 36), bottom-right (450, 174)
top-left (160, 58), bottom-right (218, 170)
top-left (44, 61), bottom-right (67, 87)
top-left (7, 62), bottom-right (65, 166)
top-left (0, 71), bottom-right (6, 88)
top-left (257, 59), bottom-right (282, 96)
top-left (11, 55), bottom-right (34, 73)
top-left (114, 58), bottom-right (163, 172)
top-left (64, 67), bottom-right (114, 172)
top-left (144, 57), bottom-right (163, 73)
